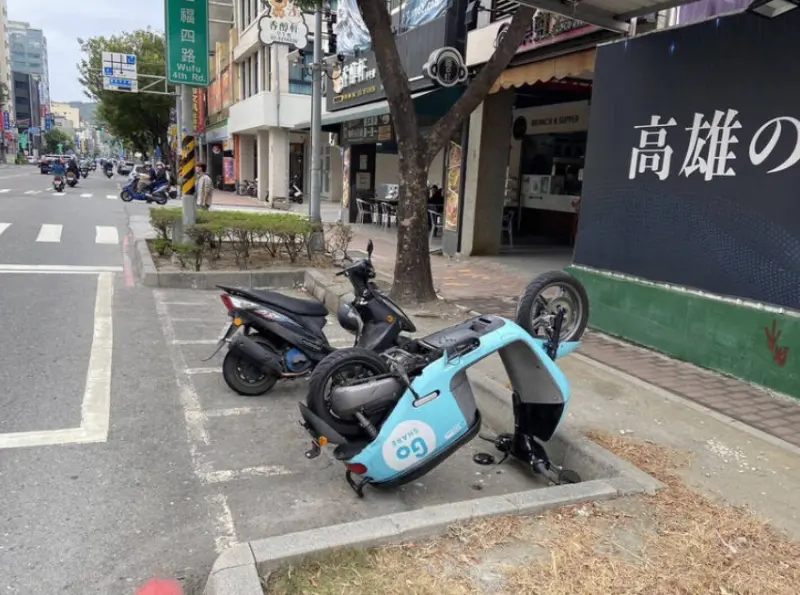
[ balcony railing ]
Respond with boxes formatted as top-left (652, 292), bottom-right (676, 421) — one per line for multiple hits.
top-left (489, 2), bottom-right (590, 41)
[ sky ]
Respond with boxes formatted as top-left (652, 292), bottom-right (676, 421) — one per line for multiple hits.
top-left (8, 0), bottom-right (165, 102)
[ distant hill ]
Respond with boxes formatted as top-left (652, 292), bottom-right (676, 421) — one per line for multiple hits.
top-left (68, 101), bottom-right (97, 124)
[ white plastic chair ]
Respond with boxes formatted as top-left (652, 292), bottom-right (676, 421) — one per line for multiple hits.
top-left (355, 199), bottom-right (370, 225)
top-left (380, 202), bottom-right (396, 229)
top-left (428, 209), bottom-right (443, 242)
top-left (502, 210), bottom-right (514, 248)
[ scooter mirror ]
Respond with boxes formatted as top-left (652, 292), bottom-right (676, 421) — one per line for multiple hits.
top-left (366, 239), bottom-right (374, 259)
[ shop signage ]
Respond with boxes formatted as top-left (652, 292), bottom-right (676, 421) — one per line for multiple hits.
top-left (327, 15), bottom-right (453, 111)
top-left (512, 101), bottom-right (590, 136)
top-left (342, 115), bottom-right (394, 145)
top-left (466, 14), bottom-right (599, 67)
top-left (573, 10), bottom-right (800, 310)
top-left (2, 112), bottom-right (8, 131)
top-left (258, 0), bottom-right (309, 49)
top-left (422, 47), bottom-right (468, 88)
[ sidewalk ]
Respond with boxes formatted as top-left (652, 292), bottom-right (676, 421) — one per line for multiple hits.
top-left (349, 223), bottom-right (800, 450)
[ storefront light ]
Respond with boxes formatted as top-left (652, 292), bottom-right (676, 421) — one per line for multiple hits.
top-left (747, 0), bottom-right (800, 18)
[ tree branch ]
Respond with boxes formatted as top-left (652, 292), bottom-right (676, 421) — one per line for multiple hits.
top-left (356, 0), bottom-right (422, 160)
top-left (423, 6), bottom-right (534, 163)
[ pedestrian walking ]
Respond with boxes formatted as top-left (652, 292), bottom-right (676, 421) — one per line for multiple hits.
top-left (196, 163), bottom-right (213, 210)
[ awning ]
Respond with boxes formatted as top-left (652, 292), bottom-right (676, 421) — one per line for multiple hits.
top-left (517, 0), bottom-right (701, 33)
top-left (491, 48), bottom-right (596, 94)
top-left (293, 86), bottom-right (465, 130)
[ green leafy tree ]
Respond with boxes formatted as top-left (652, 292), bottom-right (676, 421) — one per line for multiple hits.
top-left (296, 2), bottom-right (534, 301)
top-left (43, 128), bottom-right (75, 154)
top-left (77, 29), bottom-right (174, 165)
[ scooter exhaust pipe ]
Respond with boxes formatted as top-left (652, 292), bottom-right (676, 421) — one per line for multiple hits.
top-left (228, 335), bottom-right (284, 377)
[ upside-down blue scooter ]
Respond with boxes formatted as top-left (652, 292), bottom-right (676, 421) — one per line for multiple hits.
top-left (298, 270), bottom-right (589, 497)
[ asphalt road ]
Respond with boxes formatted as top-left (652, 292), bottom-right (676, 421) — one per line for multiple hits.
top-left (0, 165), bottom-right (542, 593)
top-left (0, 166), bottom-right (215, 594)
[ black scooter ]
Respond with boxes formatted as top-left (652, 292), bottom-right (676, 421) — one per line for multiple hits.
top-left (206, 241), bottom-right (417, 396)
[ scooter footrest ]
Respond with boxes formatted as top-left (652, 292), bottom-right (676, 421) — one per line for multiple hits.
top-left (334, 441), bottom-right (369, 460)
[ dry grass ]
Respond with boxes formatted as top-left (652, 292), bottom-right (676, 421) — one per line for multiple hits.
top-left (267, 433), bottom-right (800, 595)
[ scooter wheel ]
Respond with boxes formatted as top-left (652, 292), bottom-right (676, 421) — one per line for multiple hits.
top-left (222, 343), bottom-right (279, 396)
top-left (515, 270), bottom-right (590, 343)
top-left (155, 196), bottom-right (168, 205)
top-left (120, 190), bottom-right (133, 202)
top-left (306, 347), bottom-right (390, 439)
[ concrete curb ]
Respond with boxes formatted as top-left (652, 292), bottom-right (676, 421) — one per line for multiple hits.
top-left (129, 237), bottom-right (307, 289)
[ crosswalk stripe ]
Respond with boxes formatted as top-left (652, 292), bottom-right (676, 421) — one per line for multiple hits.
top-left (95, 226), bottom-right (119, 244)
top-left (0, 189), bottom-right (9, 193)
top-left (0, 223), bottom-right (9, 236)
top-left (106, 195), bottom-right (116, 200)
top-left (52, 192), bottom-right (65, 197)
top-left (24, 190), bottom-right (41, 195)
top-left (36, 224), bottom-right (62, 242)
top-left (80, 193), bottom-right (92, 198)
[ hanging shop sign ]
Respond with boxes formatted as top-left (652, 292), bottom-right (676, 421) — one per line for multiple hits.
top-left (258, 0), bottom-right (310, 49)
top-left (341, 115), bottom-right (394, 145)
top-left (422, 47), bottom-right (468, 88)
top-left (512, 101), bottom-right (590, 137)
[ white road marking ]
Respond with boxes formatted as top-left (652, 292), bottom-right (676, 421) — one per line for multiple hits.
top-left (0, 264), bottom-right (122, 273)
top-left (106, 195), bottom-right (117, 200)
top-left (200, 465), bottom-right (292, 484)
top-left (80, 193), bottom-right (92, 198)
top-left (36, 224), bottom-right (62, 242)
top-left (163, 301), bottom-right (209, 306)
top-left (95, 226), bottom-right (119, 245)
top-left (79, 272), bottom-right (115, 442)
top-left (206, 492), bottom-right (238, 553)
top-left (52, 192), bottom-right (65, 197)
top-left (24, 190), bottom-right (40, 195)
top-left (171, 339), bottom-right (218, 345)
top-left (185, 367), bottom-right (220, 375)
top-left (0, 223), bottom-right (9, 236)
top-left (0, 272), bottom-right (114, 450)
top-left (205, 406), bottom-right (263, 417)
top-left (0, 188), bottom-right (9, 193)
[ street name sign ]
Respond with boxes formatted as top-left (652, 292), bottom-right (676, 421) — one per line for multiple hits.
top-left (166, 0), bottom-right (210, 86)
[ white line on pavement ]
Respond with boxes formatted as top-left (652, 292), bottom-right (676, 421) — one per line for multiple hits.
top-left (36, 224), bottom-right (62, 242)
top-left (184, 367), bottom-right (219, 375)
top-left (79, 272), bottom-right (115, 442)
top-left (106, 195), bottom-right (117, 200)
top-left (0, 272), bottom-right (114, 450)
top-left (200, 465), bottom-right (292, 484)
top-left (0, 189), bottom-right (9, 193)
top-left (206, 492), bottom-right (238, 553)
top-left (95, 226), bottom-right (119, 244)
top-left (171, 339), bottom-right (218, 345)
top-left (80, 193), bottom-right (92, 198)
top-left (162, 301), bottom-right (209, 306)
top-left (0, 264), bottom-right (123, 273)
top-left (0, 223), bottom-right (9, 236)
top-left (204, 406), bottom-right (264, 417)
top-left (52, 192), bottom-right (65, 197)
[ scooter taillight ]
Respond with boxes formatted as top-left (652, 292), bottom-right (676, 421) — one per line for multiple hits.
top-left (344, 463), bottom-right (368, 476)
top-left (220, 294), bottom-right (234, 312)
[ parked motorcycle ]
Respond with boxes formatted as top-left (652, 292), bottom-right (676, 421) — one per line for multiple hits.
top-left (66, 171), bottom-right (78, 188)
top-left (298, 271), bottom-right (590, 497)
top-left (119, 175), bottom-right (169, 205)
top-left (288, 174), bottom-right (303, 204)
top-left (207, 241), bottom-right (417, 396)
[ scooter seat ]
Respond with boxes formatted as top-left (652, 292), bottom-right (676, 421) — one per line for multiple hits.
top-left (249, 289), bottom-right (328, 317)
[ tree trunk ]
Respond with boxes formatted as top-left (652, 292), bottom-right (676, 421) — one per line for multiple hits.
top-left (355, 0), bottom-right (535, 302)
top-left (393, 153), bottom-right (437, 301)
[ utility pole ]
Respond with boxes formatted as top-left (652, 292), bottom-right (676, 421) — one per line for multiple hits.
top-left (177, 84), bottom-right (197, 238)
top-left (308, 8), bottom-right (324, 248)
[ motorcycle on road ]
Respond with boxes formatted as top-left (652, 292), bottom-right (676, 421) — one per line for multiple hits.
top-left (119, 175), bottom-right (169, 205)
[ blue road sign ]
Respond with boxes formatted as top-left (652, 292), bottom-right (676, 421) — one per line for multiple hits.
top-left (127, 55), bottom-right (136, 64)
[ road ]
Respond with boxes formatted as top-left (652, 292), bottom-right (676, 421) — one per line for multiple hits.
top-left (0, 165), bottom-right (540, 593)
top-left (0, 166), bottom-right (216, 594)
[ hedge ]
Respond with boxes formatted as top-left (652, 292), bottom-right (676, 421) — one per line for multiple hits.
top-left (148, 208), bottom-right (353, 271)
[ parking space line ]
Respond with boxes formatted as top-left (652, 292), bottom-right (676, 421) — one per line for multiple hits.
top-left (199, 464), bottom-right (292, 484)
top-left (185, 367), bottom-right (219, 375)
top-left (171, 339), bottom-right (217, 345)
top-left (205, 406), bottom-right (264, 417)
top-left (206, 492), bottom-right (238, 553)
top-left (172, 317), bottom-right (218, 322)
top-left (163, 301), bottom-right (210, 306)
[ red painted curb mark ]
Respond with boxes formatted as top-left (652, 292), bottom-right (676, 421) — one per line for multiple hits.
top-left (136, 578), bottom-right (183, 595)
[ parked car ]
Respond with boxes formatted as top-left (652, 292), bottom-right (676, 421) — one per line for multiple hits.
top-left (27, 155), bottom-right (38, 165)
top-left (117, 160), bottom-right (134, 175)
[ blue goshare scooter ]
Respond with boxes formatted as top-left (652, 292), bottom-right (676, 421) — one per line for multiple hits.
top-left (299, 271), bottom-right (589, 497)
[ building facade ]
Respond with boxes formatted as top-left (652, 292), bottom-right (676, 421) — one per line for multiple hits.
top-left (0, 0), bottom-right (17, 160)
top-left (12, 70), bottom-right (41, 153)
top-left (8, 20), bottom-right (49, 110)
top-left (51, 102), bottom-right (80, 129)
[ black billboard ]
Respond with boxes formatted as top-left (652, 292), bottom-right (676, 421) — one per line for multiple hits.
top-left (574, 11), bottom-right (800, 310)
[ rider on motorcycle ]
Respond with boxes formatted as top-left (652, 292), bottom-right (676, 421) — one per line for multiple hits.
top-left (66, 157), bottom-right (80, 179)
top-left (51, 157), bottom-right (66, 179)
top-left (103, 160), bottom-right (113, 175)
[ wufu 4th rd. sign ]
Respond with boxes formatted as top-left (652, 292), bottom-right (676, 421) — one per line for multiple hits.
top-left (258, 0), bottom-right (310, 49)
top-left (166, 0), bottom-right (210, 86)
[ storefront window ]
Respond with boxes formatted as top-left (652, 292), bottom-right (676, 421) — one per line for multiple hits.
top-left (288, 52), bottom-right (312, 95)
top-left (519, 132), bottom-right (585, 198)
